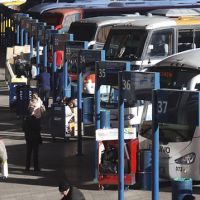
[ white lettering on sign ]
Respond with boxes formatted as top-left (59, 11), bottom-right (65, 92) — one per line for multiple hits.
top-left (122, 80), bottom-right (131, 90)
top-left (99, 69), bottom-right (106, 78)
top-left (159, 146), bottom-right (170, 154)
top-left (157, 101), bottom-right (168, 114)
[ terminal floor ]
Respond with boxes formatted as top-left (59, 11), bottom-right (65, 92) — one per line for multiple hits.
top-left (0, 52), bottom-right (200, 199)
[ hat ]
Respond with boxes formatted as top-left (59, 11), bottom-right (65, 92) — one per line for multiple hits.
top-left (58, 181), bottom-right (71, 192)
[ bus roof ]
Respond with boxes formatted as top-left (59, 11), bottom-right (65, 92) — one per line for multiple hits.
top-left (154, 48), bottom-right (200, 70)
top-left (111, 15), bottom-right (200, 30)
top-left (28, 1), bottom-right (109, 13)
top-left (77, 14), bottom-right (145, 26)
top-left (149, 8), bottom-right (200, 17)
top-left (42, 7), bottom-right (83, 15)
top-left (111, 16), bottom-right (176, 30)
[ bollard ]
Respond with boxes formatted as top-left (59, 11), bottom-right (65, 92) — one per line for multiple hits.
top-left (137, 149), bottom-right (152, 190)
top-left (172, 178), bottom-right (193, 200)
top-left (100, 110), bottom-right (110, 129)
top-left (83, 97), bottom-right (94, 125)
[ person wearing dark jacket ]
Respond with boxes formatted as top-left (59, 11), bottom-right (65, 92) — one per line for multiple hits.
top-left (58, 181), bottom-right (85, 200)
top-left (23, 115), bottom-right (42, 172)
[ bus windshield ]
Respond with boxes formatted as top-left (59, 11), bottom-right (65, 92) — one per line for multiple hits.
top-left (40, 13), bottom-right (63, 26)
top-left (104, 29), bottom-right (147, 61)
top-left (68, 22), bottom-right (97, 41)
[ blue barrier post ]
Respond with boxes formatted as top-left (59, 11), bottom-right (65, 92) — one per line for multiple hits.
top-left (119, 71), bottom-right (160, 200)
top-left (64, 41), bottom-right (88, 98)
top-left (43, 26), bottom-right (54, 68)
top-left (52, 33), bottom-right (73, 102)
top-left (20, 26), bottom-right (24, 46)
top-left (118, 72), bottom-right (125, 200)
top-left (77, 50), bottom-right (105, 160)
top-left (152, 74), bottom-right (160, 200)
top-left (152, 90), bottom-right (159, 200)
top-left (95, 61), bottom-right (130, 185)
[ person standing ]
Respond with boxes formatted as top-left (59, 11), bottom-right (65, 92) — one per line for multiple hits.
top-left (23, 93), bottom-right (45, 171)
top-left (37, 67), bottom-right (51, 110)
top-left (0, 139), bottom-right (8, 178)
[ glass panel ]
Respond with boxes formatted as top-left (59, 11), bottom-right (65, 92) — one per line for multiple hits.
top-left (178, 29), bottom-right (193, 52)
top-left (195, 29), bottom-right (200, 48)
top-left (104, 29), bottom-right (147, 61)
top-left (96, 26), bottom-right (112, 43)
top-left (68, 22), bottom-right (97, 41)
top-left (147, 29), bottom-right (173, 57)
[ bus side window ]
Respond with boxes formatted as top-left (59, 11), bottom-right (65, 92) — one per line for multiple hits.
top-left (178, 29), bottom-right (193, 52)
top-left (194, 29), bottom-right (200, 48)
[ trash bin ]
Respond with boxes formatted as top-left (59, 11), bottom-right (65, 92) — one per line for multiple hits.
top-left (83, 97), bottom-right (94, 125)
top-left (172, 178), bottom-right (193, 200)
top-left (100, 110), bottom-right (110, 129)
top-left (137, 149), bottom-right (152, 190)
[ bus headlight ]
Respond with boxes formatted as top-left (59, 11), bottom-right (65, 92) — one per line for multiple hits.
top-left (175, 152), bottom-right (196, 165)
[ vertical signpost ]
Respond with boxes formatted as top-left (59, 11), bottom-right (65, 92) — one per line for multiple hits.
top-left (19, 16), bottom-right (29, 46)
top-left (25, 19), bottom-right (38, 59)
top-left (20, 17), bottom-right (31, 46)
top-left (76, 50), bottom-right (105, 156)
top-left (40, 26), bottom-right (54, 68)
top-left (119, 71), bottom-right (160, 200)
top-left (31, 22), bottom-right (46, 73)
top-left (64, 41), bottom-right (88, 98)
top-left (152, 89), bottom-right (199, 200)
top-left (52, 33), bottom-right (73, 102)
top-left (95, 61), bottom-right (130, 181)
top-left (13, 13), bottom-right (29, 45)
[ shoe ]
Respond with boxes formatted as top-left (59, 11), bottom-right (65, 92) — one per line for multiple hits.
top-left (34, 168), bottom-right (41, 172)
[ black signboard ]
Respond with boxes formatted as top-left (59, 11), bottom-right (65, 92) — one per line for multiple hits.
top-left (66, 49), bottom-right (80, 71)
top-left (155, 89), bottom-right (198, 125)
top-left (39, 26), bottom-right (54, 45)
top-left (65, 41), bottom-right (88, 61)
top-left (43, 29), bottom-right (58, 45)
top-left (20, 17), bottom-right (31, 29)
top-left (52, 33), bottom-right (72, 50)
top-left (96, 61), bottom-right (130, 86)
top-left (78, 49), bottom-right (105, 72)
top-left (79, 49), bottom-right (104, 63)
top-left (30, 22), bottom-right (45, 37)
top-left (24, 19), bottom-right (38, 33)
top-left (13, 13), bottom-right (29, 23)
top-left (120, 71), bottom-right (160, 104)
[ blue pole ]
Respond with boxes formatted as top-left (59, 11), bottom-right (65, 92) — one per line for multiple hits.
top-left (53, 48), bottom-right (57, 103)
top-left (118, 72), bottom-right (124, 200)
top-left (25, 30), bottom-right (28, 45)
top-left (36, 35), bottom-right (40, 74)
top-left (152, 90), bottom-right (159, 200)
top-left (20, 28), bottom-right (24, 46)
top-left (63, 56), bottom-right (69, 98)
top-left (198, 92), bottom-right (200, 126)
top-left (94, 75), bottom-right (101, 180)
top-left (77, 51), bottom-right (83, 156)
top-left (43, 43), bottom-right (47, 67)
top-left (30, 35), bottom-right (33, 59)
top-left (16, 24), bottom-right (19, 45)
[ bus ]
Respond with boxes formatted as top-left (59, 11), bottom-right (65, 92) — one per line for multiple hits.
top-left (139, 49), bottom-right (200, 181)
